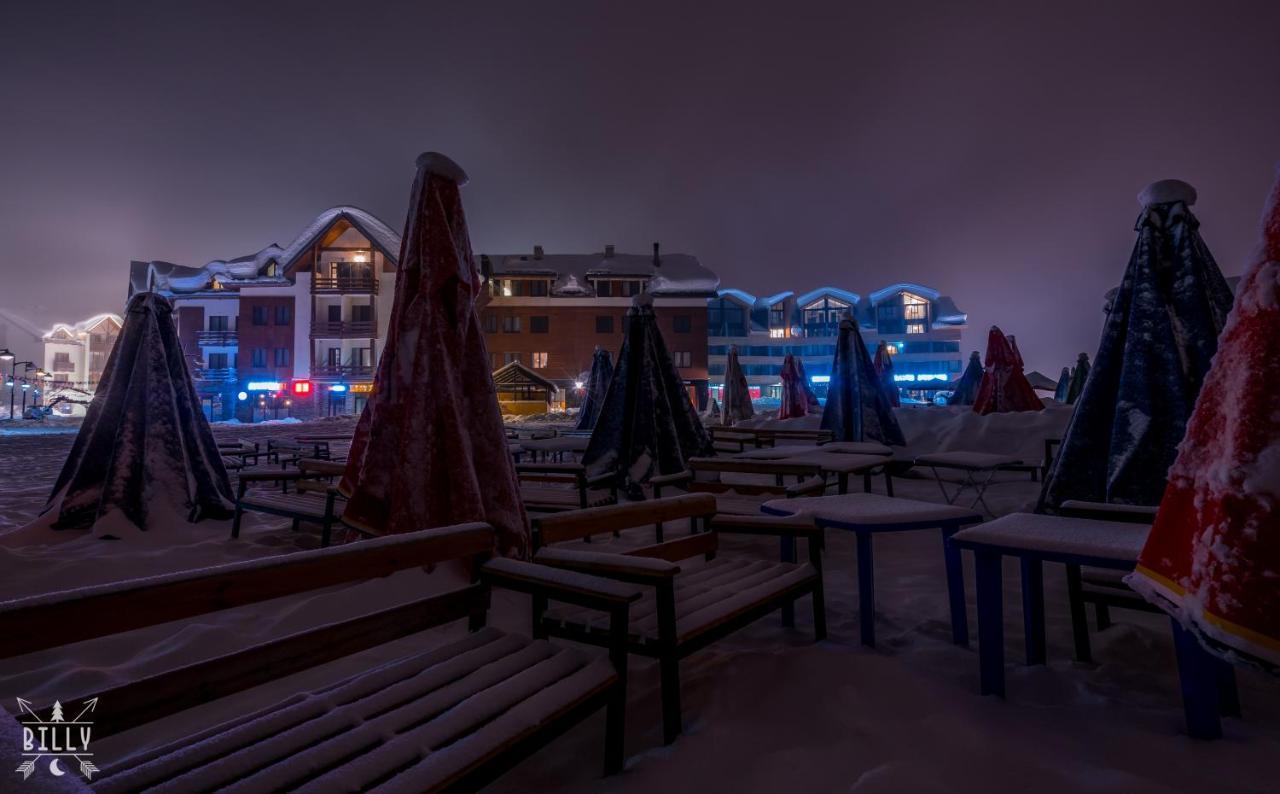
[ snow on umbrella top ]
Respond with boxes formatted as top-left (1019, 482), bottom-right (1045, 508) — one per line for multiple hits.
top-left (44, 291), bottom-right (234, 533)
top-left (972, 326), bottom-right (1043, 414)
top-left (1040, 179), bottom-right (1235, 510)
top-left (1125, 169), bottom-right (1280, 670)
top-left (582, 292), bottom-right (713, 490)
top-left (777, 354), bottom-right (809, 419)
top-left (950, 351), bottom-right (983, 406)
top-left (721, 344), bottom-right (754, 425)
top-left (873, 340), bottom-right (900, 408)
top-left (575, 346), bottom-right (613, 431)
top-left (821, 319), bottom-right (906, 446)
top-left (338, 152), bottom-right (527, 556)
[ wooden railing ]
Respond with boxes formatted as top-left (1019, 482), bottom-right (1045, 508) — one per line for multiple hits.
top-left (193, 367), bottom-right (237, 383)
top-left (196, 330), bottom-right (238, 346)
top-left (312, 274), bottom-right (378, 293)
top-left (311, 320), bottom-right (375, 338)
top-left (311, 364), bottom-right (374, 379)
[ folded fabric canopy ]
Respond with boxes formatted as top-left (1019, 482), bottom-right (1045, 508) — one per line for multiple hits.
top-left (1127, 170), bottom-right (1280, 671)
top-left (1041, 179), bottom-right (1235, 509)
top-left (972, 326), bottom-right (1043, 414)
top-left (338, 152), bottom-right (527, 556)
top-left (950, 351), bottom-right (983, 406)
top-left (721, 344), bottom-right (754, 425)
top-left (873, 340), bottom-right (900, 407)
top-left (575, 346), bottom-right (614, 431)
top-left (821, 319), bottom-right (906, 446)
top-left (44, 291), bottom-right (234, 532)
top-left (777, 354), bottom-right (809, 419)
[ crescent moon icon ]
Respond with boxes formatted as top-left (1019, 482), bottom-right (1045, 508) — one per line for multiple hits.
top-left (49, 759), bottom-right (66, 777)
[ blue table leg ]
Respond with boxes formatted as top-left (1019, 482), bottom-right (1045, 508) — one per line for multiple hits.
top-left (855, 531), bottom-right (876, 647)
top-left (1020, 557), bottom-right (1046, 666)
top-left (781, 535), bottom-right (796, 628)
top-left (1064, 564), bottom-right (1092, 663)
top-left (1171, 619), bottom-right (1222, 740)
top-left (974, 549), bottom-right (1005, 697)
top-left (941, 527), bottom-right (968, 647)
top-left (1217, 658), bottom-right (1242, 718)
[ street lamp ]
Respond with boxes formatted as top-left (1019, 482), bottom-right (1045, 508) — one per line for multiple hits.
top-left (4, 356), bottom-right (33, 420)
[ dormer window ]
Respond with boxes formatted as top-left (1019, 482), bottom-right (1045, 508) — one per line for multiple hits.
top-left (489, 277), bottom-right (553, 298)
top-left (210, 278), bottom-right (223, 291)
top-left (592, 278), bottom-right (646, 298)
top-left (264, 261), bottom-right (279, 278)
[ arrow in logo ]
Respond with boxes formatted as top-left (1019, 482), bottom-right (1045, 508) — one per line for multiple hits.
top-left (14, 698), bottom-right (41, 721)
top-left (70, 698), bottom-right (98, 723)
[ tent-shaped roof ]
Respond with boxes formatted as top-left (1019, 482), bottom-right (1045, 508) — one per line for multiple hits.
top-left (492, 359), bottom-right (558, 392)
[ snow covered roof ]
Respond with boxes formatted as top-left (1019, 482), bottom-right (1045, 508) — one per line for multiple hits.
top-left (795, 287), bottom-right (862, 308)
top-left (492, 360), bottom-right (558, 392)
top-left (868, 283), bottom-right (940, 304)
top-left (484, 249), bottom-right (719, 298)
top-left (130, 206), bottom-right (402, 297)
top-left (43, 313), bottom-right (123, 342)
top-left (711, 282), bottom-right (966, 332)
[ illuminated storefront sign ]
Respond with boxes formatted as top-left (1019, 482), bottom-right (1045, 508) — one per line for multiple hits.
top-left (246, 381), bottom-right (283, 392)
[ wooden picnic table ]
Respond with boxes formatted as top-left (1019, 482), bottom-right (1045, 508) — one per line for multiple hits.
top-left (914, 451), bottom-right (1025, 515)
top-left (774, 452), bottom-right (892, 495)
top-left (950, 513), bottom-right (1239, 740)
top-left (763, 493), bottom-right (982, 647)
top-left (520, 436), bottom-right (590, 462)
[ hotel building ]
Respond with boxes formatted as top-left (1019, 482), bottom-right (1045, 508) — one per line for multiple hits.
top-left (42, 313), bottom-right (124, 388)
top-left (706, 284), bottom-right (967, 402)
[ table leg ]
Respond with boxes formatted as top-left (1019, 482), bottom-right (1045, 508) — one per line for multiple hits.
top-left (930, 466), bottom-right (956, 504)
top-left (855, 531), bottom-right (876, 647)
top-left (1064, 564), bottom-right (1092, 663)
top-left (1171, 619), bottom-right (1223, 740)
top-left (1020, 557), bottom-right (1046, 665)
top-left (974, 549), bottom-right (1005, 697)
top-left (884, 470), bottom-right (895, 497)
top-left (781, 535), bottom-right (796, 628)
top-left (941, 527), bottom-right (968, 647)
top-left (838, 471), bottom-right (849, 495)
top-left (1217, 657), bottom-right (1242, 718)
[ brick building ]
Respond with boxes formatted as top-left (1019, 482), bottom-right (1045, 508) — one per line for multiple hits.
top-left (478, 245), bottom-right (719, 410)
top-left (129, 206), bottom-right (399, 421)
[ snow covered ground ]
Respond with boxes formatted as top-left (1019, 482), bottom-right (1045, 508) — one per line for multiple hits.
top-left (0, 411), bottom-right (1276, 793)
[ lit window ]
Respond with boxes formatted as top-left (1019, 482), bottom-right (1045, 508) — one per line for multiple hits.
top-left (906, 322), bottom-right (925, 334)
top-left (673, 351), bottom-right (692, 368)
top-left (903, 292), bottom-right (929, 320)
top-left (769, 328), bottom-right (787, 338)
top-left (532, 352), bottom-right (548, 368)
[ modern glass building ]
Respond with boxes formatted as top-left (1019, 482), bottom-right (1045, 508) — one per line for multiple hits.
top-left (707, 283), bottom-right (967, 402)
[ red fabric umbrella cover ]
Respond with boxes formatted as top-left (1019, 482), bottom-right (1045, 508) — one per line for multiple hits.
top-left (777, 353), bottom-right (808, 419)
top-left (973, 326), bottom-right (1043, 414)
top-left (338, 153), bottom-right (527, 556)
top-left (1127, 172), bottom-right (1280, 669)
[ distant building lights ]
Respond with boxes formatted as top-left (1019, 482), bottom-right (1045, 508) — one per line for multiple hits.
top-left (237, 391), bottom-right (248, 401)
top-left (574, 381), bottom-right (584, 389)
top-left (893, 374), bottom-right (916, 382)
top-left (246, 380), bottom-right (283, 392)
top-left (330, 384), bottom-right (349, 393)
top-left (809, 375), bottom-right (831, 383)
top-left (292, 380), bottom-right (312, 395)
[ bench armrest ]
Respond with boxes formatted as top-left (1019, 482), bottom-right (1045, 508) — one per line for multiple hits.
top-left (650, 469), bottom-right (692, 487)
top-left (785, 477), bottom-right (828, 498)
top-left (534, 547), bottom-right (680, 583)
top-left (515, 462), bottom-right (585, 475)
top-left (709, 514), bottom-right (822, 538)
top-left (585, 470), bottom-right (618, 489)
top-left (298, 459), bottom-right (347, 477)
top-left (481, 558), bottom-right (642, 609)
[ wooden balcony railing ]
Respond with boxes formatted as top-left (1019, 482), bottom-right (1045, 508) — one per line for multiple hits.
top-left (196, 330), bottom-right (238, 346)
top-left (311, 364), bottom-right (374, 380)
top-left (310, 320), bottom-right (376, 338)
top-left (312, 274), bottom-right (378, 294)
top-left (193, 367), bottom-right (237, 383)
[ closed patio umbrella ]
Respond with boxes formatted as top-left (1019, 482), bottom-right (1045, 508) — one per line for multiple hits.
top-left (972, 326), bottom-right (1043, 414)
top-left (1126, 170), bottom-right (1280, 670)
top-left (575, 346), bottom-right (613, 431)
top-left (777, 354), bottom-right (808, 419)
top-left (873, 340), bottom-right (900, 407)
top-left (43, 291), bottom-right (234, 532)
top-left (822, 319), bottom-right (906, 446)
top-left (1066, 352), bottom-right (1090, 403)
top-left (1040, 180), bottom-right (1234, 510)
top-left (1053, 366), bottom-right (1072, 402)
top-left (583, 293), bottom-right (713, 488)
top-left (338, 153), bottom-right (527, 556)
top-left (721, 344), bottom-right (754, 425)
top-left (950, 351), bottom-right (983, 406)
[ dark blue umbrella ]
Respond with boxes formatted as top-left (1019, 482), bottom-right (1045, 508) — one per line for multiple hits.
top-left (950, 351), bottom-right (983, 406)
top-left (1041, 180), bottom-right (1235, 509)
top-left (1053, 366), bottom-right (1071, 402)
top-left (821, 318), bottom-right (906, 446)
top-left (583, 294), bottom-right (714, 489)
top-left (721, 344), bottom-right (754, 424)
top-left (575, 346), bottom-right (614, 430)
top-left (1066, 352), bottom-right (1090, 403)
top-left (45, 291), bottom-right (234, 532)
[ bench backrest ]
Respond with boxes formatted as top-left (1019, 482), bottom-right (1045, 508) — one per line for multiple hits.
top-left (534, 493), bottom-right (717, 549)
top-left (0, 523), bottom-right (495, 736)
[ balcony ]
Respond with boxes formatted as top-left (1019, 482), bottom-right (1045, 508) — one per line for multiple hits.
top-left (311, 320), bottom-right (376, 338)
top-left (312, 274), bottom-right (378, 294)
top-left (193, 367), bottom-right (237, 383)
top-left (197, 330), bottom-right (238, 346)
top-left (311, 364), bottom-right (374, 380)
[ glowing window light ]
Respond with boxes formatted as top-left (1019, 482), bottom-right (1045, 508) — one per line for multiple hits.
top-left (893, 374), bottom-right (916, 382)
top-left (809, 375), bottom-right (830, 383)
top-left (246, 381), bottom-right (283, 392)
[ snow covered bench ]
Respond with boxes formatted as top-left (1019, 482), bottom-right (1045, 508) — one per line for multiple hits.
top-left (532, 494), bottom-right (826, 744)
top-left (0, 524), bottom-right (642, 790)
top-left (950, 513), bottom-right (1239, 739)
top-left (651, 457), bottom-right (828, 516)
top-left (230, 458), bottom-right (352, 546)
top-left (516, 462), bottom-right (619, 513)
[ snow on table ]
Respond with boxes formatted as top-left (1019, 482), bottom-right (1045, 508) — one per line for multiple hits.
top-left (762, 493), bottom-right (983, 528)
top-left (915, 451), bottom-right (1025, 469)
top-left (952, 513), bottom-right (1150, 563)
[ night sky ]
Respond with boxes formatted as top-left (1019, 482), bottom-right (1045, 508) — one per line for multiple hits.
top-left (3, 1), bottom-right (1278, 373)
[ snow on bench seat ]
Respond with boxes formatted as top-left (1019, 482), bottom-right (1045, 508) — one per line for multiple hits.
top-left (544, 557), bottom-right (818, 644)
top-left (94, 627), bottom-right (614, 794)
top-left (951, 513), bottom-right (1150, 562)
top-left (520, 485), bottom-right (615, 510)
top-left (240, 491), bottom-right (341, 520)
top-left (914, 451), bottom-right (1024, 469)
top-left (762, 493), bottom-right (982, 527)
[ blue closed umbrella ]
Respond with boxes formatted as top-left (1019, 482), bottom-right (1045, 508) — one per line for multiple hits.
top-left (821, 318), bottom-right (906, 446)
top-left (575, 346), bottom-right (614, 431)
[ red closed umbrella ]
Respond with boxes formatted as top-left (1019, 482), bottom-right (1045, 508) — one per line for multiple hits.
top-left (338, 153), bottom-right (527, 556)
top-left (777, 354), bottom-right (808, 419)
top-left (1127, 171), bottom-right (1280, 669)
top-left (973, 326), bottom-right (1043, 414)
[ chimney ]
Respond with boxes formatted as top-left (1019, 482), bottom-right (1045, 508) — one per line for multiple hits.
top-left (604, 244), bottom-right (615, 258)
top-left (533, 245), bottom-right (544, 260)
top-left (479, 254), bottom-right (492, 280)
top-left (652, 242), bottom-right (661, 267)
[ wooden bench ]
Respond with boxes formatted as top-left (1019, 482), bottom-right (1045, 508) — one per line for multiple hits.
top-left (517, 462), bottom-right (619, 513)
top-left (651, 457), bottom-right (827, 516)
top-left (216, 438), bottom-right (261, 467)
top-left (532, 494), bottom-right (826, 744)
top-left (231, 458), bottom-right (351, 546)
top-left (707, 426), bottom-right (834, 453)
top-left (0, 524), bottom-right (642, 790)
